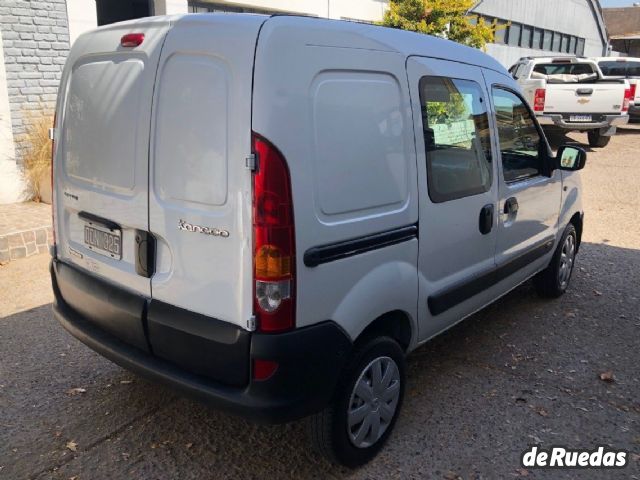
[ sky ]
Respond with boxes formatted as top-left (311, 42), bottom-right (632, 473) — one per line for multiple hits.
top-left (600, 0), bottom-right (639, 7)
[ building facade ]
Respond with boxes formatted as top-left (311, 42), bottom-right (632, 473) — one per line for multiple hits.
top-left (470, 0), bottom-right (608, 68)
top-left (0, 0), bottom-right (609, 203)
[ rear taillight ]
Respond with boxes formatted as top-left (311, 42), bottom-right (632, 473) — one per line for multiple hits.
top-left (623, 85), bottom-right (634, 112)
top-left (50, 113), bottom-right (56, 249)
top-left (533, 88), bottom-right (546, 112)
top-left (252, 133), bottom-right (295, 333)
top-left (623, 87), bottom-right (632, 113)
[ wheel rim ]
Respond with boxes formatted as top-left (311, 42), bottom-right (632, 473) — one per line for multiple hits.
top-left (558, 233), bottom-right (576, 289)
top-left (347, 356), bottom-right (401, 449)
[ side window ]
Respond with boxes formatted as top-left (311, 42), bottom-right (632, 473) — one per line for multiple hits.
top-left (492, 88), bottom-right (543, 183)
top-left (419, 76), bottom-right (492, 203)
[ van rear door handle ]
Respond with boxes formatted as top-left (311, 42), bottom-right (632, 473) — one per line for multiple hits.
top-left (479, 204), bottom-right (494, 235)
top-left (504, 197), bottom-right (519, 215)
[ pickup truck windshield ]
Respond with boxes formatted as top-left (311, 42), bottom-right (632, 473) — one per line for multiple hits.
top-left (598, 61), bottom-right (640, 77)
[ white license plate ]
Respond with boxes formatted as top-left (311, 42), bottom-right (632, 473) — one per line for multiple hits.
top-left (569, 115), bottom-right (592, 122)
top-left (84, 223), bottom-right (122, 259)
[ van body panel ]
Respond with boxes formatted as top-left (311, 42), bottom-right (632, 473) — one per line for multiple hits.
top-left (54, 18), bottom-right (173, 298)
top-left (148, 15), bottom-right (265, 330)
top-left (252, 16), bottom-right (419, 335)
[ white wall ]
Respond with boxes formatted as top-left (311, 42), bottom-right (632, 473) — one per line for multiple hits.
top-left (155, 0), bottom-right (189, 15)
top-left (66, 0), bottom-right (99, 46)
top-left (0, 32), bottom-right (26, 204)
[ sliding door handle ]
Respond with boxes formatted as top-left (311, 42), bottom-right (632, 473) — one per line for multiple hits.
top-left (479, 204), bottom-right (494, 235)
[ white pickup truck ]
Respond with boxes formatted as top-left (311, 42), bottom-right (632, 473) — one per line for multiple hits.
top-left (509, 57), bottom-right (630, 147)
top-left (594, 57), bottom-right (640, 121)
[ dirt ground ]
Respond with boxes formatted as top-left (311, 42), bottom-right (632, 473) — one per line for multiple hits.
top-left (0, 126), bottom-right (639, 479)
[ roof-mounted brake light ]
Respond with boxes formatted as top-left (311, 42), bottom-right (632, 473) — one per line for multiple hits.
top-left (121, 33), bottom-right (144, 48)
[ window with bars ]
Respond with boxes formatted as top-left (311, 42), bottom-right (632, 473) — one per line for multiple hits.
top-left (470, 14), bottom-right (586, 56)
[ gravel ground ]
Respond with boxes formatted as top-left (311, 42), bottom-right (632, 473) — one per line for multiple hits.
top-left (1, 126), bottom-right (639, 480)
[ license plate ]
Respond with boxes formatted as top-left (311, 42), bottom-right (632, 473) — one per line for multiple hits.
top-left (84, 223), bottom-right (122, 259)
top-left (569, 115), bottom-right (592, 122)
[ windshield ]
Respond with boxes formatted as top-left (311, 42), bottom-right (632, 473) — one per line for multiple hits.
top-left (598, 60), bottom-right (640, 77)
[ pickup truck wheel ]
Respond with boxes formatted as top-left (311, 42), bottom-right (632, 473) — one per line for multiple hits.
top-left (308, 336), bottom-right (405, 468)
top-left (534, 224), bottom-right (577, 298)
top-left (587, 130), bottom-right (610, 148)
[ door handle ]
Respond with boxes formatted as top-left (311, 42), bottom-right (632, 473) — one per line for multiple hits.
top-left (479, 204), bottom-right (494, 235)
top-left (135, 230), bottom-right (156, 278)
top-left (504, 197), bottom-right (519, 215)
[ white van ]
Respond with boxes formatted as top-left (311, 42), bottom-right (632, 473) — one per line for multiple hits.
top-left (51, 14), bottom-right (586, 467)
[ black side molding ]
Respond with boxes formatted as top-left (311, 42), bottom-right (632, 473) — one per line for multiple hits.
top-left (304, 224), bottom-right (418, 267)
top-left (428, 237), bottom-right (555, 316)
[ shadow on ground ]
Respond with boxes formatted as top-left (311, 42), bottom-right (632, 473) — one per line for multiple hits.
top-left (1, 241), bottom-right (638, 479)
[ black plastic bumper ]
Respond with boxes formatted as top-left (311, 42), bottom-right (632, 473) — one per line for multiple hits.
top-left (51, 259), bottom-right (352, 424)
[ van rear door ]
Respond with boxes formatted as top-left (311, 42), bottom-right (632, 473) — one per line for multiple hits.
top-left (55, 18), bottom-right (172, 298)
top-left (148, 15), bottom-right (265, 330)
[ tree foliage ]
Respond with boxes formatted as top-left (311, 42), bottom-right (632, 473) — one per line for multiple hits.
top-left (382, 0), bottom-right (496, 50)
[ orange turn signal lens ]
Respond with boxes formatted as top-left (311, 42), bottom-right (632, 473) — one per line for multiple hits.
top-left (255, 244), bottom-right (291, 279)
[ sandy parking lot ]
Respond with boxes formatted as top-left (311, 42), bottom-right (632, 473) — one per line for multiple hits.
top-left (1, 126), bottom-right (639, 479)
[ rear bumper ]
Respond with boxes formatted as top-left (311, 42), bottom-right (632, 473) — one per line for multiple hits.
top-left (536, 113), bottom-right (629, 130)
top-left (50, 259), bottom-right (352, 424)
top-left (629, 104), bottom-right (640, 119)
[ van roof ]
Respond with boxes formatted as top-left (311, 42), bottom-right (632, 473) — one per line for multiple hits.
top-left (93, 13), bottom-right (508, 77)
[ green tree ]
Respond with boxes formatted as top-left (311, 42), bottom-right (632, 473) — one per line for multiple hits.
top-left (382, 0), bottom-right (497, 50)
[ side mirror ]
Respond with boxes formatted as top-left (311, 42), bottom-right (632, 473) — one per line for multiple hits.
top-left (557, 145), bottom-right (587, 171)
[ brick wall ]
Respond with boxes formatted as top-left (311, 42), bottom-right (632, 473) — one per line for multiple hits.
top-left (0, 0), bottom-right (70, 162)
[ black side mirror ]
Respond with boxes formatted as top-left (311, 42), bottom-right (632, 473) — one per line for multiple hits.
top-left (557, 145), bottom-right (587, 171)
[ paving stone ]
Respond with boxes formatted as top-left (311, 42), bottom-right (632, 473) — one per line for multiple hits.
top-left (22, 230), bottom-right (35, 243)
top-left (0, 237), bottom-right (8, 251)
top-left (35, 228), bottom-right (46, 245)
top-left (37, 244), bottom-right (48, 254)
top-left (0, 251), bottom-right (9, 264)
top-left (8, 233), bottom-right (24, 248)
top-left (10, 246), bottom-right (26, 260)
top-left (26, 242), bottom-right (36, 255)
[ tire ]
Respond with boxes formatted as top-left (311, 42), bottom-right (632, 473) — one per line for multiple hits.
top-left (587, 130), bottom-right (610, 148)
top-left (308, 336), bottom-right (406, 468)
top-left (534, 223), bottom-right (577, 298)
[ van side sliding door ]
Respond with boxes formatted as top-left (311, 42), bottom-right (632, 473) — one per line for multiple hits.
top-left (407, 57), bottom-right (499, 341)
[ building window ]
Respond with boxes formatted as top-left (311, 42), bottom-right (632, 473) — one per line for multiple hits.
top-left (552, 32), bottom-right (561, 52)
top-left (532, 28), bottom-right (542, 50)
top-left (569, 36), bottom-right (577, 54)
top-left (542, 30), bottom-right (553, 51)
top-left (494, 19), bottom-right (508, 44)
top-left (188, 2), bottom-right (276, 14)
top-left (520, 25), bottom-right (532, 48)
top-left (508, 23), bottom-right (521, 46)
top-left (341, 17), bottom-right (374, 24)
top-left (577, 38), bottom-right (586, 56)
